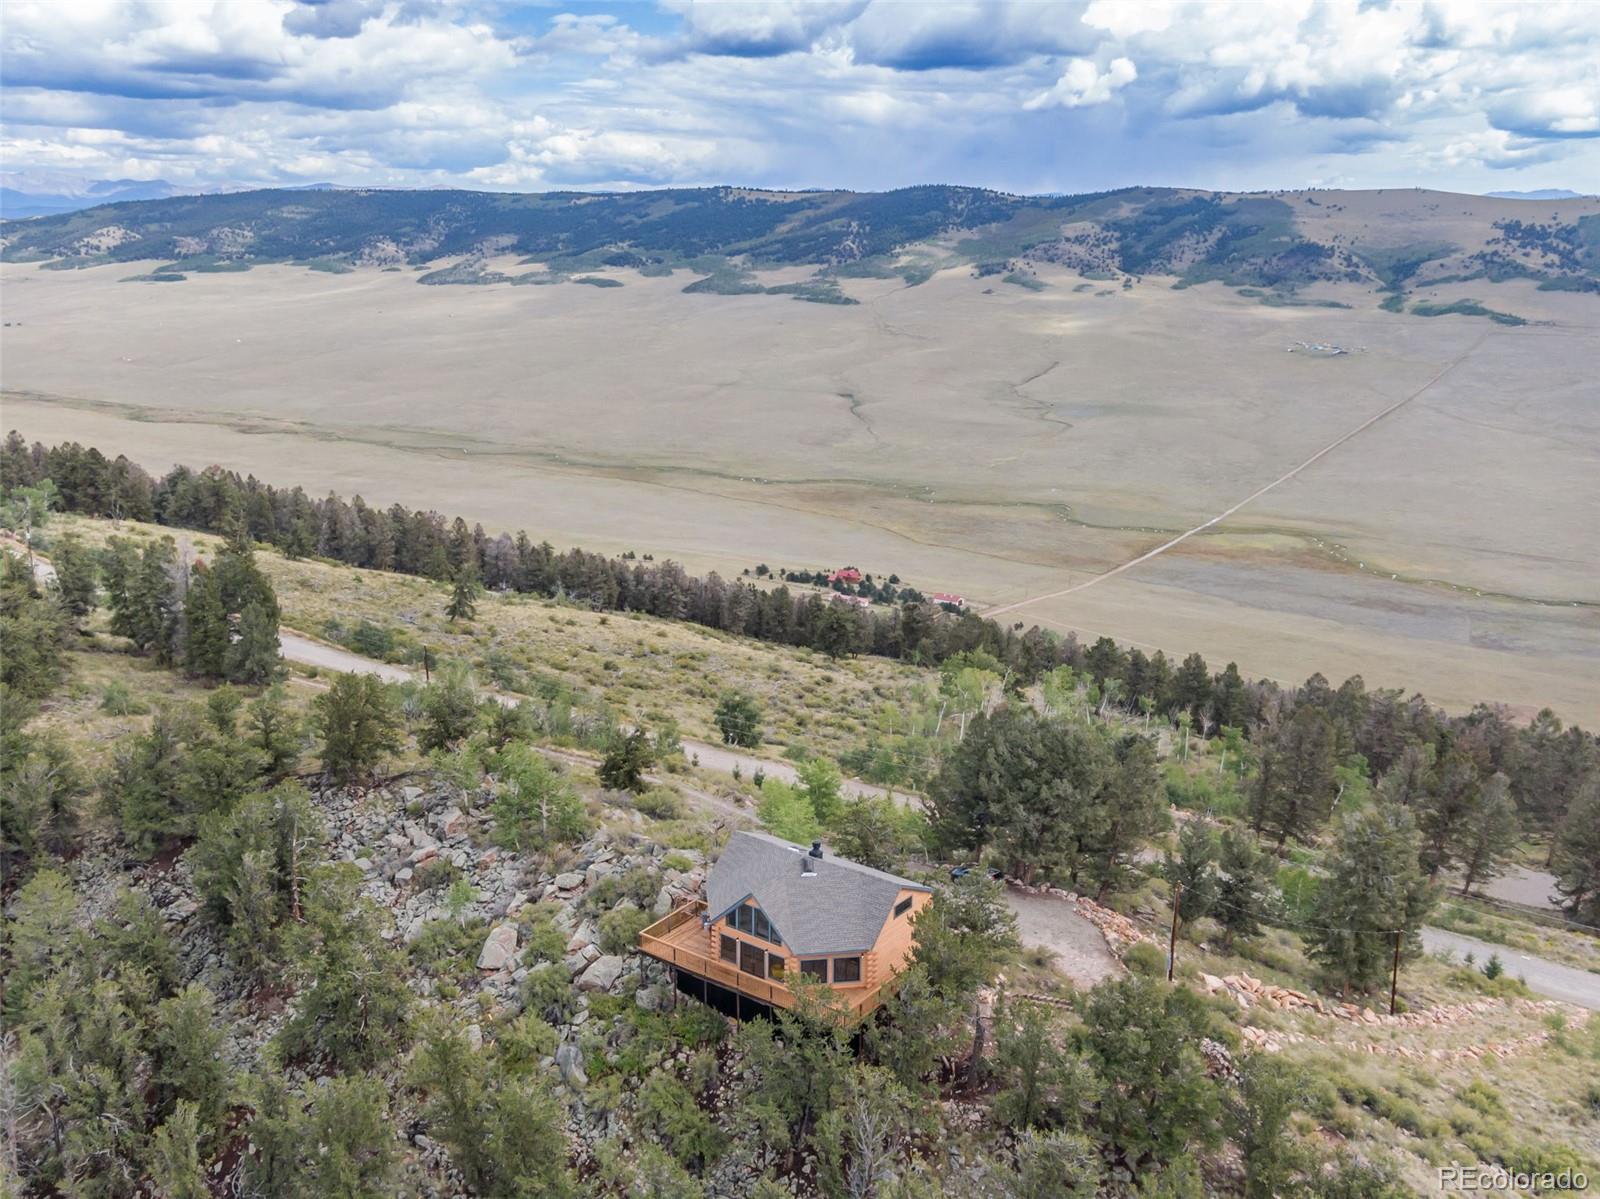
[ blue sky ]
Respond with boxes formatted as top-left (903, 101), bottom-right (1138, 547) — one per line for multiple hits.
top-left (2, 1), bottom-right (1596, 196)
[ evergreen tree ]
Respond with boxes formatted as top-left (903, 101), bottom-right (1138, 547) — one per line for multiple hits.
top-left (301, 1076), bottom-right (397, 1198)
top-left (314, 673), bottom-right (402, 782)
top-left (992, 1000), bottom-right (1097, 1131)
top-left (1454, 772), bottom-right (1519, 896)
top-left (248, 684), bottom-right (303, 777)
top-left (446, 562), bottom-right (481, 622)
top-left (598, 728), bottom-right (654, 792)
top-left (418, 663), bottom-right (481, 752)
top-left (1551, 779), bottom-right (1600, 924)
top-left (1305, 803), bottom-right (1435, 997)
top-left (1081, 974), bottom-right (1221, 1169)
top-left (714, 689), bottom-right (763, 748)
top-left (229, 597), bottom-right (282, 684)
top-left (1228, 1056), bottom-right (1318, 1199)
top-left (1169, 652), bottom-right (1212, 726)
top-left (1163, 820), bottom-right (1220, 925)
top-left (149, 1102), bottom-right (209, 1199)
top-left (50, 536), bottom-right (98, 622)
top-left (280, 867), bottom-right (411, 1069)
top-left (182, 566), bottom-right (230, 678)
top-left (151, 984), bottom-right (230, 1134)
top-left (0, 552), bottom-right (70, 700)
top-left (1213, 830), bottom-right (1277, 949)
top-left (1, 732), bottom-right (84, 860)
top-left (1248, 706), bottom-right (1338, 847)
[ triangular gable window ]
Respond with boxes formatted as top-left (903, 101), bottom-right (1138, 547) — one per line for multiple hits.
top-left (726, 900), bottom-right (782, 946)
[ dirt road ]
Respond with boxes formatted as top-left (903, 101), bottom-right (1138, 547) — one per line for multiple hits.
top-left (1421, 927), bottom-right (1600, 1010)
top-left (984, 331), bottom-right (1492, 617)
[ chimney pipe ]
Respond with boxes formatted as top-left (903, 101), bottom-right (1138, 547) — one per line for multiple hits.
top-left (810, 840), bottom-right (824, 859)
top-left (801, 854), bottom-right (815, 876)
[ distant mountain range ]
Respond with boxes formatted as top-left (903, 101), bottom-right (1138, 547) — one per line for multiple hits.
top-left (1485, 189), bottom-right (1589, 201)
top-left (0, 178), bottom-right (199, 218)
top-left (3, 184), bottom-right (1596, 295)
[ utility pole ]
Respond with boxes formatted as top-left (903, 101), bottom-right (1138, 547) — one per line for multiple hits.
top-left (1389, 929), bottom-right (1402, 1016)
top-left (1167, 883), bottom-right (1183, 982)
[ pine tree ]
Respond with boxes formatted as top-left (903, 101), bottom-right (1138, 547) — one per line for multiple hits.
top-left (152, 984), bottom-right (230, 1134)
top-left (229, 597), bottom-right (282, 684)
top-left (1213, 830), bottom-right (1276, 949)
top-left (150, 1101), bottom-right (209, 1199)
top-left (1454, 772), bottom-right (1519, 896)
top-left (418, 663), bottom-right (481, 752)
top-left (1306, 803), bottom-right (1435, 997)
top-left (1551, 779), bottom-right (1600, 924)
top-left (314, 673), bottom-right (402, 782)
top-left (1248, 707), bottom-right (1338, 847)
top-left (49, 536), bottom-right (98, 622)
top-left (182, 567), bottom-right (229, 678)
top-left (446, 563), bottom-right (481, 622)
top-left (714, 689), bottom-right (763, 748)
top-left (598, 728), bottom-right (654, 792)
top-left (248, 684), bottom-right (303, 777)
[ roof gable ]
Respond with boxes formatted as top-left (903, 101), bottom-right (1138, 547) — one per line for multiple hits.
top-left (706, 831), bottom-right (930, 956)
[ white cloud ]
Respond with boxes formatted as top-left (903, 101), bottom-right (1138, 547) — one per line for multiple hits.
top-left (0, 0), bottom-right (1596, 196)
top-left (1025, 56), bottom-right (1136, 110)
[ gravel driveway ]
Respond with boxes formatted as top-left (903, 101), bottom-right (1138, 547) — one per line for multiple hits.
top-left (1003, 887), bottom-right (1123, 990)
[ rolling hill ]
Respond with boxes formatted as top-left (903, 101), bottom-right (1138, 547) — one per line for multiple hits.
top-left (4, 184), bottom-right (1597, 294)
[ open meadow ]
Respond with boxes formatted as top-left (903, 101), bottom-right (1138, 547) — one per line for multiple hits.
top-left (3, 250), bottom-right (1596, 719)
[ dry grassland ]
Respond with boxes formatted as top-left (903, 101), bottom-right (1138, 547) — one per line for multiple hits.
top-left (5, 253), bottom-right (1596, 719)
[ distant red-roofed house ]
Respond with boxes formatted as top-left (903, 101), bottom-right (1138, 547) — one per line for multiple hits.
top-left (930, 592), bottom-right (965, 608)
top-left (826, 567), bottom-right (864, 584)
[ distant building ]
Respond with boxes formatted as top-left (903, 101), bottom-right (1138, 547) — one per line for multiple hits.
top-left (832, 593), bottom-right (872, 608)
top-left (930, 592), bottom-right (965, 608)
top-left (826, 567), bottom-right (864, 584)
top-left (638, 832), bottom-right (932, 1020)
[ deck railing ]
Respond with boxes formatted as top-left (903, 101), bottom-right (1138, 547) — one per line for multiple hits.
top-left (638, 901), bottom-right (886, 1017)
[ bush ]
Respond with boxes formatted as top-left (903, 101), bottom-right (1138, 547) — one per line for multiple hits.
top-left (522, 963), bottom-right (579, 1025)
top-left (598, 905), bottom-right (652, 956)
top-left (634, 787), bottom-right (682, 820)
top-left (1124, 941), bottom-right (1167, 978)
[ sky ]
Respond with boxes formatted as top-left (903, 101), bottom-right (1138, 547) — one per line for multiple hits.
top-left (1, 0), bottom-right (1597, 197)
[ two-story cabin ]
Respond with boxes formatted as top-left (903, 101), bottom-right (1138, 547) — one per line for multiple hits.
top-left (638, 831), bottom-right (932, 1020)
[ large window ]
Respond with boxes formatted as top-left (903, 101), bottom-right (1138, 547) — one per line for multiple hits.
top-left (895, 897), bottom-right (913, 918)
top-left (720, 934), bottom-right (738, 964)
top-left (832, 956), bottom-right (862, 984)
top-left (739, 940), bottom-right (767, 978)
top-left (800, 959), bottom-right (828, 981)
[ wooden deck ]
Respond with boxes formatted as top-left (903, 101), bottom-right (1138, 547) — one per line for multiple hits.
top-left (638, 901), bottom-right (886, 1017)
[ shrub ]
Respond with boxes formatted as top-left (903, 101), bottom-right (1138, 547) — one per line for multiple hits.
top-left (634, 787), bottom-right (682, 820)
top-left (1124, 941), bottom-right (1167, 978)
top-left (599, 905), bottom-right (652, 956)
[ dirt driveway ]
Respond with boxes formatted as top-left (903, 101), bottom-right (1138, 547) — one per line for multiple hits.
top-left (1004, 887), bottom-right (1123, 990)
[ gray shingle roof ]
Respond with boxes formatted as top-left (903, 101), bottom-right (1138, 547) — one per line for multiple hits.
top-left (705, 831), bottom-right (930, 956)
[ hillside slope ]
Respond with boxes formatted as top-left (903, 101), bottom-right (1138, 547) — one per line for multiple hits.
top-left (4, 184), bottom-right (1597, 293)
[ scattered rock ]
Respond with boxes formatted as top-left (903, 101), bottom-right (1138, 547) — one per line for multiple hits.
top-left (578, 954), bottom-right (626, 993)
top-left (477, 924), bottom-right (519, 971)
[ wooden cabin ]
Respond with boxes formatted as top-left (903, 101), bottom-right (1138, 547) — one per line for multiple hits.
top-left (638, 831), bottom-right (932, 1019)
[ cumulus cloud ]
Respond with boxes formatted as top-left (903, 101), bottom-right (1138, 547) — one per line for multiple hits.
top-left (1025, 57), bottom-right (1137, 110)
top-left (0, 0), bottom-right (1596, 195)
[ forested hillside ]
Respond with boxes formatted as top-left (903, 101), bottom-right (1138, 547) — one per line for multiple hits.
top-left (4, 183), bottom-right (1597, 294)
top-left (4, 436), bottom-right (1600, 1198)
